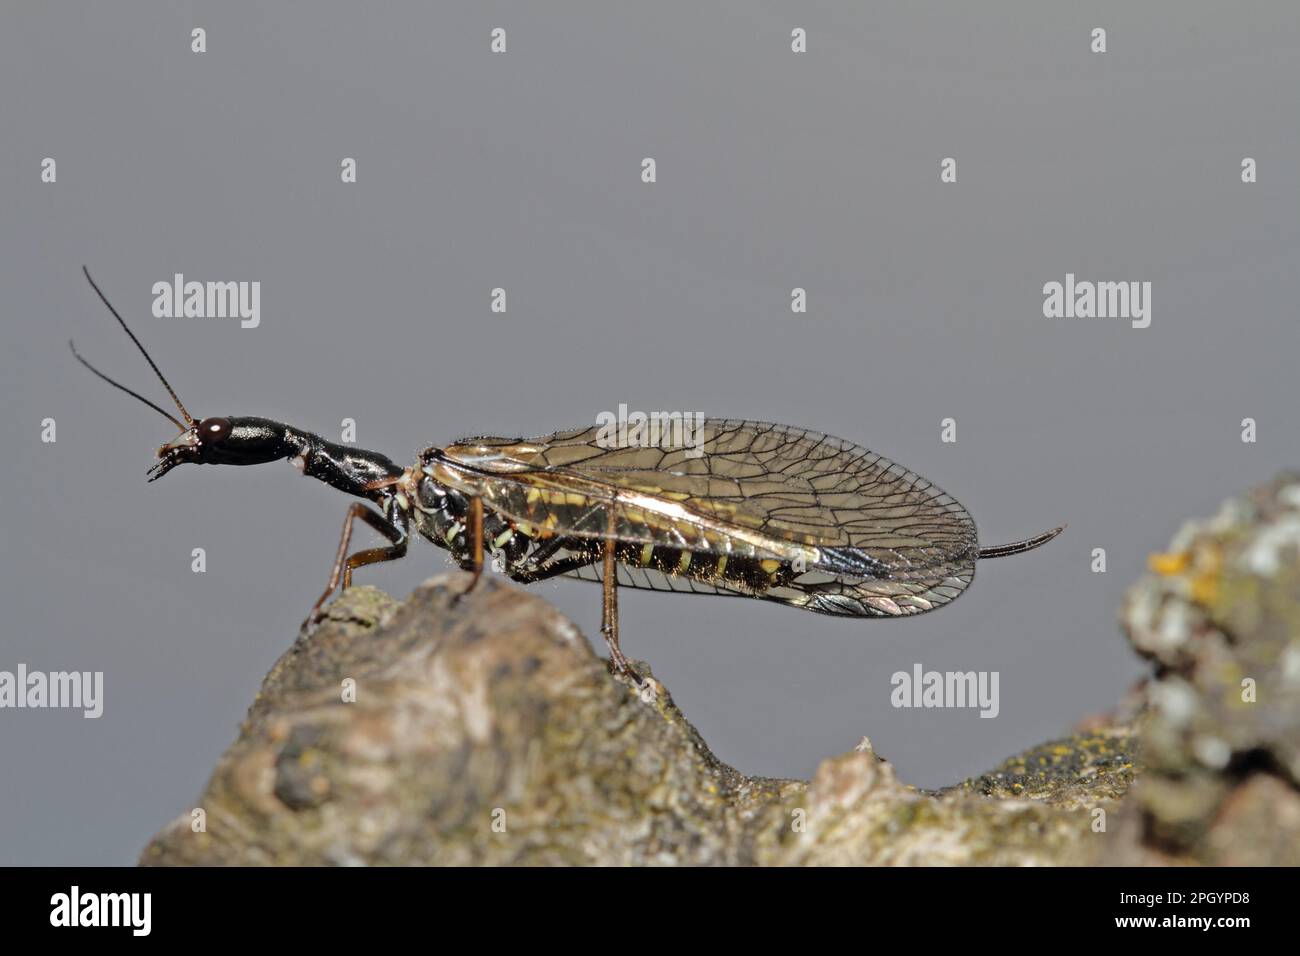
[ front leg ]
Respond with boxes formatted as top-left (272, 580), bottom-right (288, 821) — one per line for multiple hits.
top-left (303, 501), bottom-right (408, 631)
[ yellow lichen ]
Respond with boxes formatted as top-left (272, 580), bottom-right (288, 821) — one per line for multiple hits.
top-left (1149, 551), bottom-right (1190, 575)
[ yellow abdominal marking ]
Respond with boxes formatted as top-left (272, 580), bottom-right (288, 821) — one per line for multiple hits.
top-left (678, 551), bottom-right (692, 573)
top-left (525, 487), bottom-right (589, 508)
top-left (760, 559), bottom-right (781, 579)
top-left (716, 555), bottom-right (728, 577)
top-left (639, 543), bottom-right (654, 566)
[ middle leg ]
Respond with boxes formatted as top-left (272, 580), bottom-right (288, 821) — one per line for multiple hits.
top-left (452, 496), bottom-right (485, 603)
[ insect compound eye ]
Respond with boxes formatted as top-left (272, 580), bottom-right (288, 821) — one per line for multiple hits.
top-left (198, 417), bottom-right (232, 444)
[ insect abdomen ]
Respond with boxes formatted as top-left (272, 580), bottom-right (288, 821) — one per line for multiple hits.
top-left (615, 542), bottom-right (796, 593)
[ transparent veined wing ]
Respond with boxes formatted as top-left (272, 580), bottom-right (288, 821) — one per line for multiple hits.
top-left (560, 558), bottom-right (976, 618)
top-left (432, 419), bottom-right (980, 610)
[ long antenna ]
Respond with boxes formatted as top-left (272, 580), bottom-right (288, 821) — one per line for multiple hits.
top-left (67, 339), bottom-right (186, 430)
top-left (80, 266), bottom-right (194, 426)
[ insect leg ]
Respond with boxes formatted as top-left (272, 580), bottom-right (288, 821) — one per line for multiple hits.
top-left (506, 550), bottom-right (597, 584)
top-left (342, 539), bottom-right (408, 589)
top-left (503, 537), bottom-right (642, 682)
top-left (453, 496), bottom-right (486, 602)
top-left (303, 503), bottom-right (407, 631)
top-left (494, 499), bottom-right (608, 580)
top-left (599, 517), bottom-right (641, 683)
top-left (511, 531), bottom-right (569, 570)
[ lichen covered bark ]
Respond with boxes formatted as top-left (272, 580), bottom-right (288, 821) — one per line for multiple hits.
top-left (1107, 473), bottom-right (1300, 864)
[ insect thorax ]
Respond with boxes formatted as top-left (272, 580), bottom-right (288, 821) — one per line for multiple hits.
top-left (403, 469), bottom-right (532, 569)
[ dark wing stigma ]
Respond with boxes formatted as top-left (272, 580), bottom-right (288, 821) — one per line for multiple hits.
top-left (439, 419), bottom-right (980, 618)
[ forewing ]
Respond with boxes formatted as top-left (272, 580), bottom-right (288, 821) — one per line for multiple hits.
top-left (442, 419), bottom-right (978, 580)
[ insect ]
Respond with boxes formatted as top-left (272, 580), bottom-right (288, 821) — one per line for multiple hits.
top-left (73, 267), bottom-right (1062, 681)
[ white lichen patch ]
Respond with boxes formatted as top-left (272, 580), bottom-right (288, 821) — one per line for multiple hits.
top-left (1278, 483), bottom-right (1300, 510)
top-left (1149, 679), bottom-right (1198, 727)
top-left (1241, 515), bottom-right (1300, 576)
top-left (1281, 645), bottom-right (1300, 688)
top-left (1155, 599), bottom-right (1195, 653)
top-left (548, 612), bottom-right (585, 649)
top-left (1192, 735), bottom-right (1231, 770)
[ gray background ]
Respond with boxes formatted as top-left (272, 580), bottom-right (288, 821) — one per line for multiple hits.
top-left (2, 2), bottom-right (1296, 865)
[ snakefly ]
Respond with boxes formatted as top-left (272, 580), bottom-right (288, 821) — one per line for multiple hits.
top-left (73, 268), bottom-right (1062, 680)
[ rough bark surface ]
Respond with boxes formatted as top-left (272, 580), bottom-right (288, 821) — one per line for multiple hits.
top-left (1105, 473), bottom-right (1300, 865)
top-left (140, 474), bottom-right (1300, 866)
